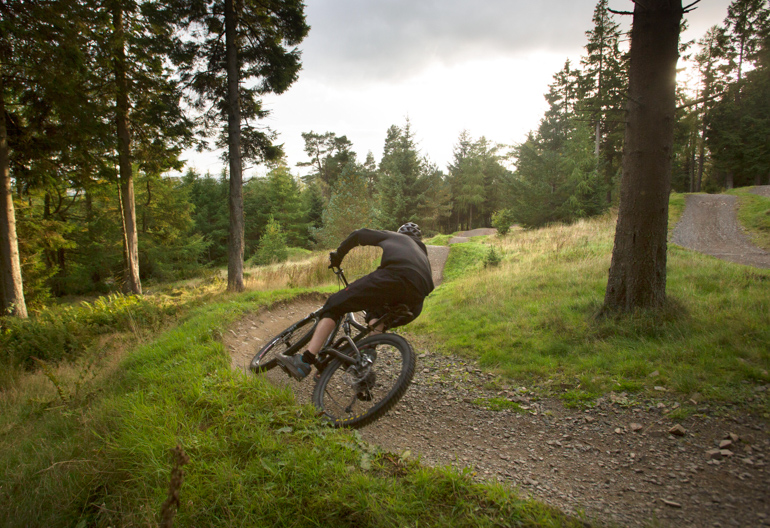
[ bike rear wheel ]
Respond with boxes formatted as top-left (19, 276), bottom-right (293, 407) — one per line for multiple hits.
top-left (312, 333), bottom-right (415, 428)
top-left (250, 314), bottom-right (318, 373)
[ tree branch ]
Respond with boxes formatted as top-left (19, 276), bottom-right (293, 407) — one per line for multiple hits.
top-left (683, 0), bottom-right (701, 13)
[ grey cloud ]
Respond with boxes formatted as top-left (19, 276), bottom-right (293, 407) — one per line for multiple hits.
top-left (301, 0), bottom-right (599, 83)
top-left (298, 0), bottom-right (734, 85)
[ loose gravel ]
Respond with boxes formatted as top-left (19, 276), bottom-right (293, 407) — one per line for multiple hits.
top-left (671, 192), bottom-right (770, 268)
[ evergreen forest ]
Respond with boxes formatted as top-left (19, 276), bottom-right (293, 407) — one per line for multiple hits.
top-left (2, 0), bottom-right (769, 311)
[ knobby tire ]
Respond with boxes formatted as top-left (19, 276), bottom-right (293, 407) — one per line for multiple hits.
top-left (250, 315), bottom-right (318, 373)
top-left (312, 333), bottom-right (415, 428)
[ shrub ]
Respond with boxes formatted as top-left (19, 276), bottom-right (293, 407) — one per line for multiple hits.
top-left (0, 294), bottom-right (176, 371)
top-left (485, 246), bottom-right (502, 268)
top-left (252, 217), bottom-right (288, 265)
top-left (491, 209), bottom-right (516, 235)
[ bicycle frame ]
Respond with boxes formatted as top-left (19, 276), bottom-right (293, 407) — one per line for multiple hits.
top-left (314, 267), bottom-right (411, 372)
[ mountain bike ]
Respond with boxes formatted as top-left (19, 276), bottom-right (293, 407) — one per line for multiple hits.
top-left (249, 267), bottom-right (416, 428)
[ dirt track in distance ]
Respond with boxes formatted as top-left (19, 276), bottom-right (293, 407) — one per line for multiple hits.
top-left (671, 189), bottom-right (770, 268)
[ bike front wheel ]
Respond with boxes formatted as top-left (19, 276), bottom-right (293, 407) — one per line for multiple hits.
top-left (250, 314), bottom-right (318, 373)
top-left (312, 333), bottom-right (415, 428)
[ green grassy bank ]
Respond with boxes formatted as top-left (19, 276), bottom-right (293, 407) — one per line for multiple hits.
top-left (1, 288), bottom-right (582, 527)
top-left (410, 194), bottom-right (770, 411)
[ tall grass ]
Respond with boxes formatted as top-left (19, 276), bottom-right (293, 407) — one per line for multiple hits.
top-left (243, 245), bottom-right (381, 290)
top-left (410, 211), bottom-right (770, 405)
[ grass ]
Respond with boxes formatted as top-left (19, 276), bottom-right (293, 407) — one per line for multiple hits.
top-left (424, 233), bottom-right (455, 246)
top-left (242, 245), bottom-right (381, 291)
top-left (5, 191), bottom-right (770, 526)
top-left (472, 397), bottom-right (527, 413)
top-left (410, 209), bottom-right (770, 409)
top-left (1, 289), bottom-right (583, 527)
top-left (728, 186), bottom-right (770, 250)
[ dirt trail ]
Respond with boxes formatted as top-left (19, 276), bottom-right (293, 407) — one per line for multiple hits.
top-left (226, 226), bottom-right (770, 527)
top-left (671, 190), bottom-right (770, 268)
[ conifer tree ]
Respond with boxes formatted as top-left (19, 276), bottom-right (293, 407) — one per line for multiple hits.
top-left (707, 0), bottom-right (770, 188)
top-left (91, 0), bottom-right (193, 294)
top-left (298, 131), bottom-right (355, 197)
top-left (580, 0), bottom-right (627, 203)
top-left (603, 0), bottom-right (684, 313)
top-left (377, 121), bottom-right (426, 230)
top-left (172, 0), bottom-right (309, 291)
top-left (316, 162), bottom-right (376, 248)
top-left (0, 0), bottom-right (95, 315)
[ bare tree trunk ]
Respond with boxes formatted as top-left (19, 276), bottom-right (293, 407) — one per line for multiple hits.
top-left (113, 6), bottom-right (141, 295)
top-left (0, 68), bottom-right (28, 318)
top-left (602, 0), bottom-right (682, 313)
top-left (225, 0), bottom-right (245, 292)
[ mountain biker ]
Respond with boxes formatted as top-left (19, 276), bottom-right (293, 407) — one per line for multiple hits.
top-left (275, 222), bottom-right (434, 380)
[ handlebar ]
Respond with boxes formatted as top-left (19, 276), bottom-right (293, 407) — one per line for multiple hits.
top-left (331, 266), bottom-right (349, 287)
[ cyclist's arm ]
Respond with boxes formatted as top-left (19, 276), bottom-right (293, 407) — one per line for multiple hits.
top-left (335, 229), bottom-right (389, 260)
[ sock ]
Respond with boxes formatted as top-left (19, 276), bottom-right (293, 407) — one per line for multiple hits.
top-left (302, 350), bottom-right (317, 365)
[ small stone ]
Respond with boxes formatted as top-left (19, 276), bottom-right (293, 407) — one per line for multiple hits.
top-left (706, 449), bottom-right (722, 460)
top-left (662, 499), bottom-right (682, 508)
top-left (719, 449), bottom-right (734, 457)
top-left (630, 423), bottom-right (644, 432)
top-left (649, 370), bottom-right (660, 378)
top-left (615, 428), bottom-right (623, 434)
top-left (719, 439), bottom-right (733, 449)
top-left (727, 432), bottom-right (740, 443)
top-left (654, 386), bottom-right (667, 392)
top-left (669, 424), bottom-right (687, 436)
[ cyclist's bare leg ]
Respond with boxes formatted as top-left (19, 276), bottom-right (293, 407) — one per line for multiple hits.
top-left (306, 317), bottom-right (336, 355)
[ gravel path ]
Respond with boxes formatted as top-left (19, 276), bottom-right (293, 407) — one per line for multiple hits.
top-left (671, 191), bottom-right (770, 268)
top-left (225, 223), bottom-right (770, 527)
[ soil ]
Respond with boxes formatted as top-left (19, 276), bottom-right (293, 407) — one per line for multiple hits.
top-left (671, 189), bottom-right (770, 268)
top-left (225, 224), bottom-right (770, 528)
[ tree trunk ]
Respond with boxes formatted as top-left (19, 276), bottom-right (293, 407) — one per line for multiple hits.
top-left (0, 68), bottom-right (28, 318)
top-left (602, 0), bottom-right (682, 313)
top-left (113, 6), bottom-right (141, 295)
top-left (225, 0), bottom-right (245, 292)
top-left (725, 170), bottom-right (734, 189)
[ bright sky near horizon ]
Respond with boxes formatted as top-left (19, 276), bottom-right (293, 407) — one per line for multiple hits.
top-left (181, 0), bottom-right (735, 179)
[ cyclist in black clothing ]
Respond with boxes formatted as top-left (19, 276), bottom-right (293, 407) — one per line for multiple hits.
top-left (276, 222), bottom-right (434, 380)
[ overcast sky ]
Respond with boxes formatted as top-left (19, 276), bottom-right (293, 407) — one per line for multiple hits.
top-left (182, 0), bottom-right (735, 178)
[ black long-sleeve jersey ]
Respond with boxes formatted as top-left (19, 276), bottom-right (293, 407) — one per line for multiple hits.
top-left (336, 229), bottom-right (434, 296)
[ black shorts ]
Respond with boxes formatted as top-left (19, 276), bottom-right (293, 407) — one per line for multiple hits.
top-left (320, 268), bottom-right (425, 327)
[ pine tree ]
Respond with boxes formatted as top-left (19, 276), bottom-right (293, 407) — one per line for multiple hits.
top-left (693, 26), bottom-right (730, 191)
top-left (707, 0), bottom-right (770, 188)
top-left (580, 0), bottom-right (628, 204)
top-left (252, 216), bottom-right (288, 265)
top-left (316, 162), bottom-right (376, 248)
top-left (377, 121), bottom-right (426, 230)
top-left (171, 0), bottom-right (309, 291)
top-left (298, 131), bottom-right (355, 197)
top-left (603, 0), bottom-right (683, 313)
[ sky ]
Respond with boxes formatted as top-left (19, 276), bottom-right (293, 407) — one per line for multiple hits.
top-left (181, 0), bottom-right (735, 178)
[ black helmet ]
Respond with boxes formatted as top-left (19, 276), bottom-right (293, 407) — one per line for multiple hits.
top-left (397, 222), bottom-right (422, 239)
